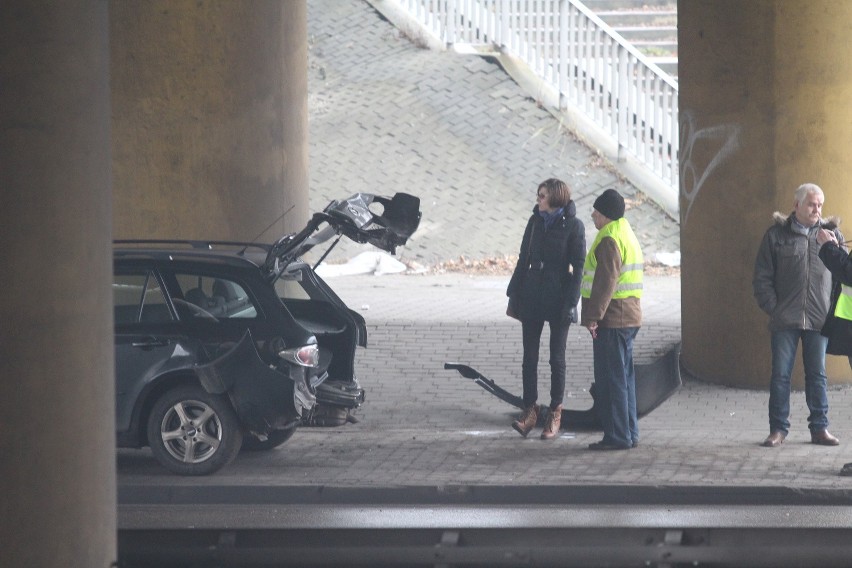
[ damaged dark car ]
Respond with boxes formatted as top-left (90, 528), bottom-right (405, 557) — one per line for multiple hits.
top-left (113, 193), bottom-right (421, 475)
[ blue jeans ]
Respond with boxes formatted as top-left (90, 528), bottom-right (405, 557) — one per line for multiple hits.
top-left (768, 329), bottom-right (829, 434)
top-left (593, 327), bottom-right (639, 448)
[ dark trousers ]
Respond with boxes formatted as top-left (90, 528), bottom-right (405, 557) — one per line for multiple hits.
top-left (593, 326), bottom-right (640, 448)
top-left (521, 318), bottom-right (570, 409)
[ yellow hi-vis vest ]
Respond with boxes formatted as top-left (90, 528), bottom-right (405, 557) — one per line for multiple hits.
top-left (835, 285), bottom-right (852, 321)
top-left (581, 217), bottom-right (644, 299)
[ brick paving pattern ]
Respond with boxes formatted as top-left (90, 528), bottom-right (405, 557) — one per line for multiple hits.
top-left (307, 0), bottom-right (679, 267)
top-left (117, 0), bottom-right (852, 490)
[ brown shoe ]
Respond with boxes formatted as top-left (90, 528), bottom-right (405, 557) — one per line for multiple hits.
top-left (811, 430), bottom-right (840, 446)
top-left (540, 405), bottom-right (563, 440)
top-left (512, 405), bottom-right (539, 438)
top-left (761, 431), bottom-right (786, 447)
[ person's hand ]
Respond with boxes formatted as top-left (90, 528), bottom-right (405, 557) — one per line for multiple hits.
top-left (817, 228), bottom-right (838, 246)
top-left (584, 321), bottom-right (598, 339)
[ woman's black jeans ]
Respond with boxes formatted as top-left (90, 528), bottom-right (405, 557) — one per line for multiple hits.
top-left (521, 318), bottom-right (570, 409)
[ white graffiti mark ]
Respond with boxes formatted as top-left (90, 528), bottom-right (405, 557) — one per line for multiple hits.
top-left (680, 111), bottom-right (742, 226)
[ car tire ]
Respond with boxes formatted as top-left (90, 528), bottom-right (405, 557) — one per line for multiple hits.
top-left (146, 385), bottom-right (243, 475)
top-left (241, 428), bottom-right (297, 452)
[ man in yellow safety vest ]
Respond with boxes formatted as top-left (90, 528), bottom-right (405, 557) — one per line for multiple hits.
top-left (581, 189), bottom-right (643, 451)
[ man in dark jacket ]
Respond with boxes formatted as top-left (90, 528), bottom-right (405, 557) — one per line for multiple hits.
top-left (753, 183), bottom-right (842, 448)
top-left (816, 227), bottom-right (852, 359)
top-left (816, 227), bottom-right (852, 474)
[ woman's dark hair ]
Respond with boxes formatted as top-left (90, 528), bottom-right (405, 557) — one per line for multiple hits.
top-left (539, 178), bottom-right (571, 208)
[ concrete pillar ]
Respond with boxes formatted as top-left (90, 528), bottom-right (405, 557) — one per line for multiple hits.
top-left (110, 0), bottom-right (309, 240)
top-left (679, 0), bottom-right (852, 387)
top-left (0, 2), bottom-right (116, 567)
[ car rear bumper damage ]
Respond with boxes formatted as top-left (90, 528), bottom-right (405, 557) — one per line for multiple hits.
top-left (194, 330), bottom-right (315, 433)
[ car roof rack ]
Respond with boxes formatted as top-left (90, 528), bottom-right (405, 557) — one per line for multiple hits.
top-left (113, 239), bottom-right (272, 254)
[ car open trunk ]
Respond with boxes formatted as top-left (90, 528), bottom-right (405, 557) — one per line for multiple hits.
top-left (268, 193), bottom-right (422, 425)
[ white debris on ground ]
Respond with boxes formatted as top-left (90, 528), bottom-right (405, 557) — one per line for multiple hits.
top-left (315, 251), bottom-right (408, 277)
top-left (654, 251), bottom-right (681, 267)
top-left (316, 250), bottom-right (681, 277)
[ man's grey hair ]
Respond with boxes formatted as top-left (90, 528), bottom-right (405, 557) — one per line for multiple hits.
top-left (794, 183), bottom-right (824, 204)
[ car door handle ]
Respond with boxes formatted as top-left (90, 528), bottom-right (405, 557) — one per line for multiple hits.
top-left (131, 338), bottom-right (170, 349)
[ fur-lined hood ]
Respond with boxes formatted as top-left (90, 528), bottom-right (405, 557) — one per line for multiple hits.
top-left (772, 211), bottom-right (840, 231)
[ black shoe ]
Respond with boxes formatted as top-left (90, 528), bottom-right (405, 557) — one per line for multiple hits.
top-left (588, 441), bottom-right (631, 451)
top-left (840, 463), bottom-right (852, 477)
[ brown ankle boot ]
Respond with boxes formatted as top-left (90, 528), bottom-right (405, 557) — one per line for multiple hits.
top-left (540, 405), bottom-right (562, 440)
top-left (512, 405), bottom-right (539, 437)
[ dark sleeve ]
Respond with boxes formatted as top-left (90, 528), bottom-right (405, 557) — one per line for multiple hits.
top-left (752, 228), bottom-right (777, 315)
top-left (819, 242), bottom-right (852, 286)
top-left (563, 218), bottom-right (586, 308)
top-left (507, 218), bottom-right (533, 297)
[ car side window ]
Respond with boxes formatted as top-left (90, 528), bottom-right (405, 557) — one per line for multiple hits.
top-left (114, 272), bottom-right (172, 324)
top-left (173, 273), bottom-right (258, 320)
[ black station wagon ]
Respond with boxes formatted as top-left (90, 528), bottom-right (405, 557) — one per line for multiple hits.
top-left (113, 193), bottom-right (421, 475)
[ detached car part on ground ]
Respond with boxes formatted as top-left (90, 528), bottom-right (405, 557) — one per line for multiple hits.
top-left (114, 193), bottom-right (421, 475)
top-left (444, 343), bottom-right (681, 430)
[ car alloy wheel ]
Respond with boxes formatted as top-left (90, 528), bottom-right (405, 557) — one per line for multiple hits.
top-left (146, 385), bottom-right (242, 475)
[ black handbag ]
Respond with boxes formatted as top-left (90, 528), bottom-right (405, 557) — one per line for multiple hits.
top-left (506, 294), bottom-right (520, 320)
top-left (507, 223), bottom-right (538, 322)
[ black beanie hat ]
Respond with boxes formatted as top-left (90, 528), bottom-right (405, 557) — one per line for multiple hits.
top-left (593, 188), bottom-right (625, 220)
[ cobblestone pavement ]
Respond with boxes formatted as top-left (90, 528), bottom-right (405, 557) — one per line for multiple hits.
top-left (117, 0), bottom-right (852, 491)
top-left (118, 273), bottom-right (852, 489)
top-left (306, 0), bottom-right (680, 267)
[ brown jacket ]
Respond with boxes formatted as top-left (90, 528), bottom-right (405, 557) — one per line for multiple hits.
top-left (580, 237), bottom-right (642, 328)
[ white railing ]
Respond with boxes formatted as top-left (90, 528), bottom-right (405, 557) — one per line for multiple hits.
top-left (390, 0), bottom-right (679, 205)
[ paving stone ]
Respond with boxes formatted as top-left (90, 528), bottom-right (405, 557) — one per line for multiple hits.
top-left (307, 0), bottom-right (680, 267)
top-left (115, 0), bottom-right (852, 493)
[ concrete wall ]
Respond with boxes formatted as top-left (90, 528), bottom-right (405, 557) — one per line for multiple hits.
top-left (110, 0), bottom-right (309, 241)
top-left (1, 2), bottom-right (309, 564)
top-left (0, 2), bottom-right (117, 566)
top-left (679, 0), bottom-right (852, 387)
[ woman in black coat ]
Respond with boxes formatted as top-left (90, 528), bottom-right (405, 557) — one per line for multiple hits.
top-left (506, 178), bottom-right (586, 439)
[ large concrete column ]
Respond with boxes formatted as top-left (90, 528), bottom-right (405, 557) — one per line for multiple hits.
top-left (0, 2), bottom-right (116, 567)
top-left (679, 0), bottom-right (852, 387)
top-left (110, 0), bottom-right (309, 240)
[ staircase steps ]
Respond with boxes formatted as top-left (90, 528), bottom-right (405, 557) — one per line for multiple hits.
top-left (582, 0), bottom-right (678, 78)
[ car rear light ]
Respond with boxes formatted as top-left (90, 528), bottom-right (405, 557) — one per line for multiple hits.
top-left (278, 344), bottom-right (319, 367)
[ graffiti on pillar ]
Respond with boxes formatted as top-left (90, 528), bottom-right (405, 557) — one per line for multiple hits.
top-left (680, 111), bottom-right (742, 226)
